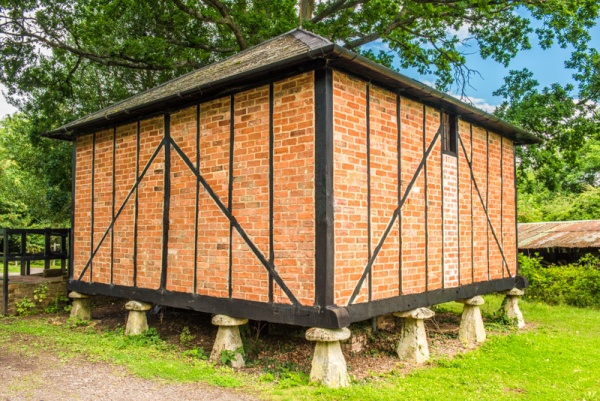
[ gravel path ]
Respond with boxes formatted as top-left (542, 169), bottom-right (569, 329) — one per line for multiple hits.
top-left (0, 348), bottom-right (259, 401)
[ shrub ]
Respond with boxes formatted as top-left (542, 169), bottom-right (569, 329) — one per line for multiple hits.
top-left (519, 253), bottom-right (600, 308)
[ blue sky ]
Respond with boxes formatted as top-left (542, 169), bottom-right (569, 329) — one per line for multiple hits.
top-left (1, 16), bottom-right (598, 118)
top-left (397, 18), bottom-right (600, 113)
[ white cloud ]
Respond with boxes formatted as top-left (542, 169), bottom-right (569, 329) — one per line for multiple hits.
top-left (449, 24), bottom-right (472, 42)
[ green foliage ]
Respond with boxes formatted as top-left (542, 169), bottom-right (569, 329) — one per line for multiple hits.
top-left (1, 0), bottom-right (598, 125)
top-left (15, 297), bottom-right (36, 316)
top-left (219, 347), bottom-right (243, 367)
top-left (182, 347), bottom-right (208, 360)
top-left (0, 114), bottom-right (71, 227)
top-left (33, 282), bottom-right (48, 304)
top-left (0, 2), bottom-right (598, 227)
top-left (44, 294), bottom-right (70, 314)
top-left (179, 326), bottom-right (195, 348)
top-left (519, 253), bottom-right (600, 308)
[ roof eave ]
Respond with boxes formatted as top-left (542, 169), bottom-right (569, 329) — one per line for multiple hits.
top-left (42, 43), bottom-right (337, 140)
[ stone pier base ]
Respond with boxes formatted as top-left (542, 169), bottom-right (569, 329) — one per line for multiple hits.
top-left (210, 315), bottom-right (248, 368)
top-left (306, 327), bottom-right (351, 388)
top-left (393, 307), bottom-right (435, 364)
top-left (458, 296), bottom-right (486, 344)
top-left (69, 291), bottom-right (92, 321)
top-left (502, 288), bottom-right (525, 328)
top-left (124, 300), bottom-right (152, 336)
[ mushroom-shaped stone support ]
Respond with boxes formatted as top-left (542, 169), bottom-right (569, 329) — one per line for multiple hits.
top-left (457, 296), bottom-right (486, 344)
top-left (306, 327), bottom-right (351, 388)
top-left (124, 300), bottom-right (152, 336)
top-left (68, 291), bottom-right (92, 321)
top-left (501, 287), bottom-right (525, 328)
top-left (393, 307), bottom-right (435, 364)
top-left (210, 315), bottom-right (248, 369)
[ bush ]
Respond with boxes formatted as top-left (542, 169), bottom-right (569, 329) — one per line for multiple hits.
top-left (519, 253), bottom-right (600, 308)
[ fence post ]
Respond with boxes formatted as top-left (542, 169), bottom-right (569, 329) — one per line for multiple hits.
top-left (60, 234), bottom-right (67, 274)
top-left (2, 229), bottom-right (8, 316)
top-left (20, 232), bottom-right (28, 275)
top-left (44, 229), bottom-right (51, 271)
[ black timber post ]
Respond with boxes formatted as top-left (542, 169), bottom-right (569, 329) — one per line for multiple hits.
top-left (314, 68), bottom-right (335, 308)
top-left (69, 138), bottom-right (76, 280)
top-left (160, 114), bottom-right (171, 291)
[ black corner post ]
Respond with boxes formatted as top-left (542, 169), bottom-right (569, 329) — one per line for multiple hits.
top-left (70, 137), bottom-right (76, 280)
top-left (314, 68), bottom-right (335, 308)
top-left (160, 114), bottom-right (171, 291)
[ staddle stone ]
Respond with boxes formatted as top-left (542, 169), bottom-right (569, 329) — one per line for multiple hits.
top-left (124, 300), bottom-right (152, 336)
top-left (394, 308), bottom-right (435, 364)
top-left (306, 327), bottom-right (351, 388)
top-left (458, 298), bottom-right (486, 344)
top-left (210, 315), bottom-right (247, 368)
top-left (502, 288), bottom-right (525, 328)
top-left (68, 291), bottom-right (91, 321)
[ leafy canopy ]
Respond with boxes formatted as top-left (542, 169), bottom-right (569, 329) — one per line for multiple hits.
top-left (0, 1), bottom-right (599, 226)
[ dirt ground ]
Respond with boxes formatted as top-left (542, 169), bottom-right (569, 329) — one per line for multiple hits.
top-left (0, 296), bottom-right (506, 400)
top-left (0, 347), bottom-right (258, 401)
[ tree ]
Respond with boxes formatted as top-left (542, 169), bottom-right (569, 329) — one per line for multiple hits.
top-left (0, 1), bottom-right (599, 225)
top-left (1, 0), bottom-right (598, 129)
top-left (0, 114), bottom-right (71, 226)
top-left (494, 68), bottom-right (600, 221)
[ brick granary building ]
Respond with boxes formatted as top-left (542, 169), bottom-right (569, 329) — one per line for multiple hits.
top-left (46, 30), bottom-right (538, 386)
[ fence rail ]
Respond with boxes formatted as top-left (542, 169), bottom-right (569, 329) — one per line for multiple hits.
top-left (1, 228), bottom-right (71, 315)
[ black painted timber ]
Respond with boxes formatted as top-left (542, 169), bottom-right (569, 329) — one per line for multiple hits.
top-left (133, 121), bottom-right (140, 287)
top-left (160, 115), bottom-right (171, 291)
top-left (70, 138), bottom-right (76, 280)
top-left (366, 83), bottom-right (372, 302)
top-left (314, 68), bottom-right (335, 308)
top-left (269, 83), bottom-right (275, 303)
top-left (68, 280), bottom-right (349, 329)
top-left (347, 277), bottom-right (518, 323)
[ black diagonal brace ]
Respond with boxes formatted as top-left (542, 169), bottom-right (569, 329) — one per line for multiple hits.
top-left (170, 139), bottom-right (300, 306)
top-left (348, 128), bottom-right (442, 305)
top-left (457, 133), bottom-right (513, 278)
top-left (77, 138), bottom-right (166, 281)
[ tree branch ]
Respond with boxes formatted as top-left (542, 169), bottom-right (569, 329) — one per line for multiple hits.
top-left (311, 0), bottom-right (365, 24)
top-left (201, 0), bottom-right (247, 50)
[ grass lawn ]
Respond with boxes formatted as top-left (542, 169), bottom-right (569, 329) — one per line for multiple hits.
top-left (1, 296), bottom-right (599, 400)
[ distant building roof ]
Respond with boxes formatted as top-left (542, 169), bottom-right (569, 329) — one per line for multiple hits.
top-left (518, 220), bottom-right (600, 249)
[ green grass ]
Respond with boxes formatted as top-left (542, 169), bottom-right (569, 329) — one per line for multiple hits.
top-left (1, 297), bottom-right (599, 400)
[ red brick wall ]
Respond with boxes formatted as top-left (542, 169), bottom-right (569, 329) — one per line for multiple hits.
top-left (272, 73), bottom-right (315, 305)
top-left (198, 97), bottom-right (231, 298)
top-left (332, 71), bottom-right (369, 304)
top-left (72, 68), bottom-right (517, 310)
top-left (231, 87), bottom-right (270, 303)
top-left (368, 86), bottom-right (400, 301)
top-left (399, 98), bottom-right (427, 296)
top-left (73, 134), bottom-right (92, 280)
top-left (502, 139), bottom-right (517, 275)
top-left (113, 122), bottom-right (137, 287)
top-left (458, 121), bottom-right (474, 285)
top-left (332, 71), bottom-right (517, 306)
top-left (73, 73), bottom-right (315, 305)
top-left (443, 154), bottom-right (458, 288)
top-left (168, 106), bottom-right (198, 293)
top-left (91, 129), bottom-right (113, 284)
top-left (134, 117), bottom-right (164, 288)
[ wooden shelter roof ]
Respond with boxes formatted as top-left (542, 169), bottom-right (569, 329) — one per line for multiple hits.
top-left (518, 220), bottom-right (600, 249)
top-left (44, 29), bottom-right (540, 145)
